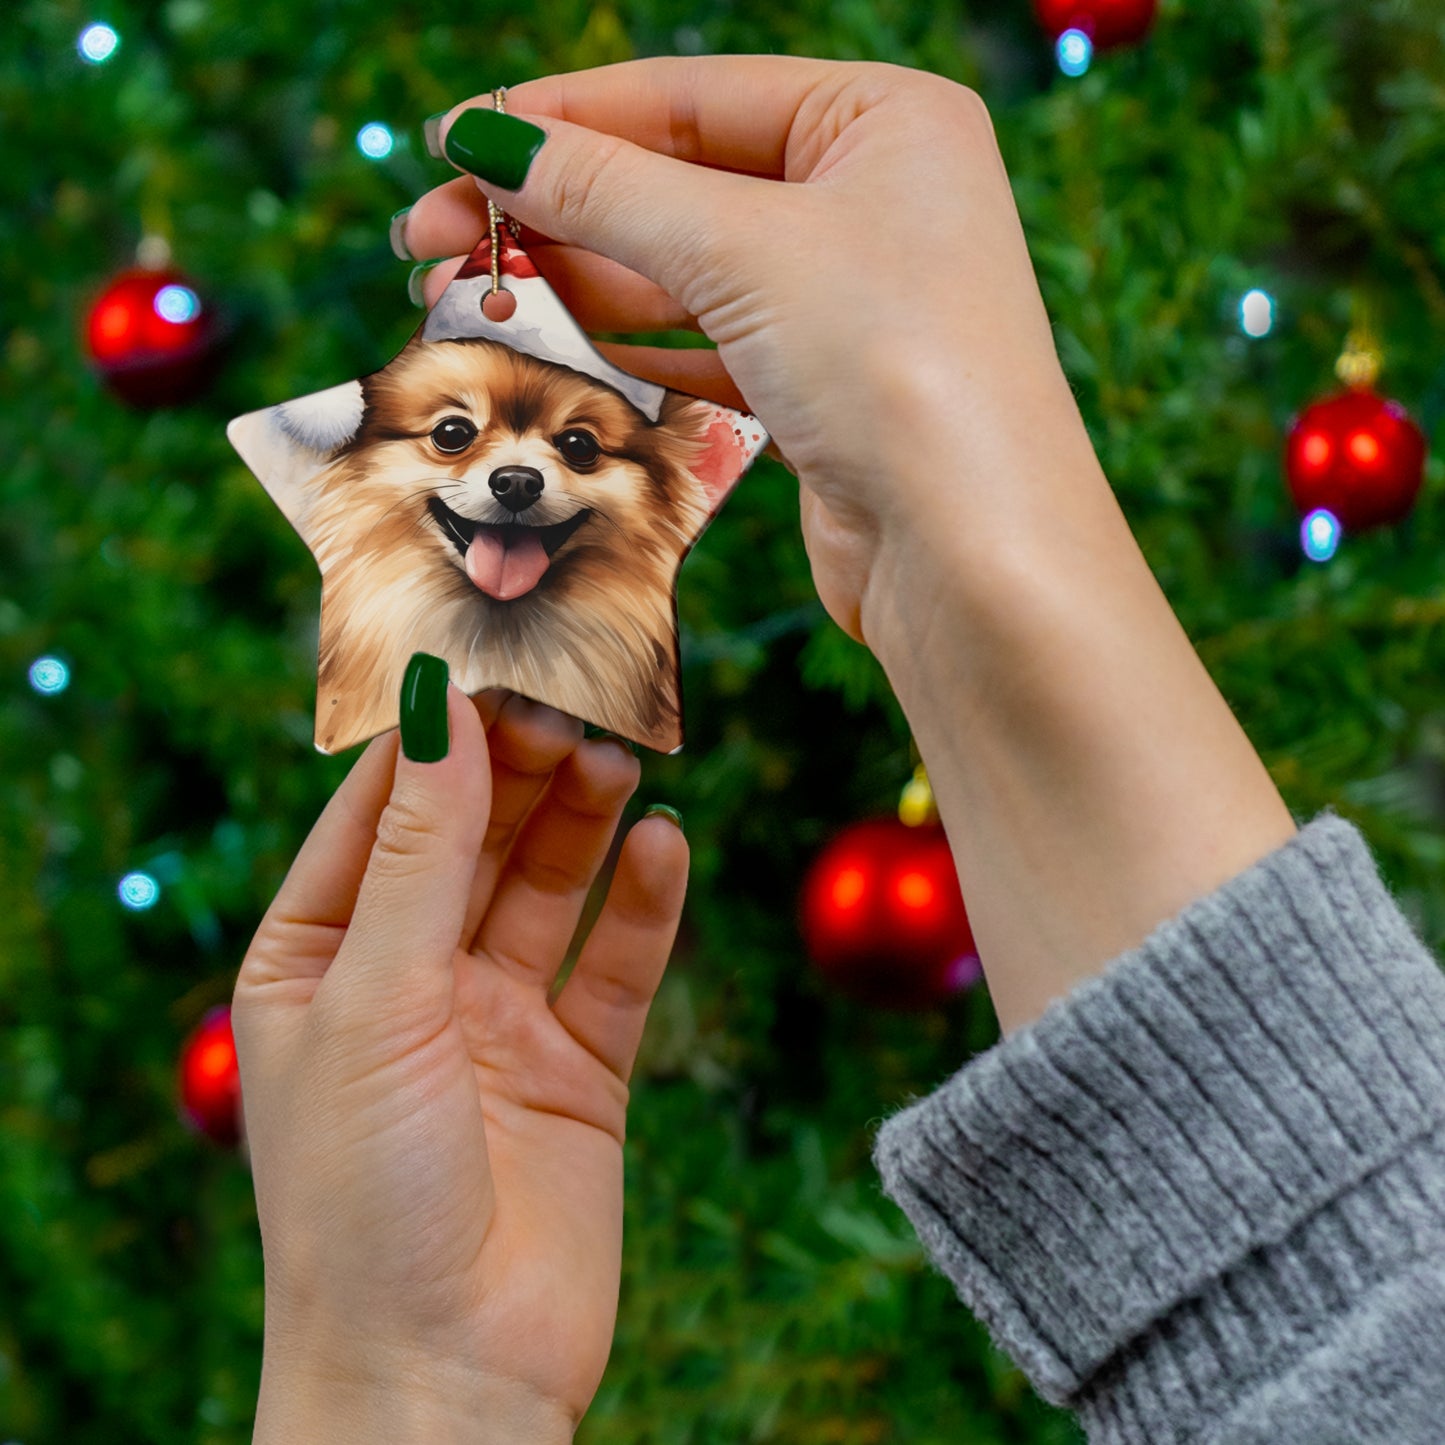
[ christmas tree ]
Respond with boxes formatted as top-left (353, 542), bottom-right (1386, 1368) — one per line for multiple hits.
top-left (3, 1), bottom-right (1443, 1440)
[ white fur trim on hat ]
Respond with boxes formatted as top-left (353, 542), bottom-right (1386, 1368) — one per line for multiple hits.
top-left (422, 274), bottom-right (666, 423)
top-left (274, 379), bottom-right (365, 453)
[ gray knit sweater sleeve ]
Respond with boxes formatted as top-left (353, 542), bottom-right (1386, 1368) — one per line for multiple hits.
top-left (871, 811), bottom-right (1445, 1443)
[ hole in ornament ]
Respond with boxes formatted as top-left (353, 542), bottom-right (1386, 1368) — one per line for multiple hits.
top-left (482, 288), bottom-right (518, 322)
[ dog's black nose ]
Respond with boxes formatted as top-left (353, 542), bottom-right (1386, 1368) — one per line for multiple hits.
top-left (488, 466), bottom-right (545, 513)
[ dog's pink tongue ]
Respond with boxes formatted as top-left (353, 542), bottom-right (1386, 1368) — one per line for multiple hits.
top-left (465, 527), bottom-right (550, 600)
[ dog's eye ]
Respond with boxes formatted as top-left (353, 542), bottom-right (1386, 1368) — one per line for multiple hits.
top-left (554, 429), bottom-right (601, 469)
top-left (431, 416), bottom-right (478, 454)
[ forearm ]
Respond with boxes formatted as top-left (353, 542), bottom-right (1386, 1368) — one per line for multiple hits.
top-left (861, 379), bottom-right (1296, 1033)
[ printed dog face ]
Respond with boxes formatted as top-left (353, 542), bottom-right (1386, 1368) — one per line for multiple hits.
top-left (234, 334), bottom-right (757, 754)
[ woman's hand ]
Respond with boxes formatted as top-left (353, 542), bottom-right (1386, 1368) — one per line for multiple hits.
top-left (401, 56), bottom-right (1089, 646)
top-left (403, 58), bottom-right (1295, 1034)
top-left (233, 686), bottom-right (687, 1443)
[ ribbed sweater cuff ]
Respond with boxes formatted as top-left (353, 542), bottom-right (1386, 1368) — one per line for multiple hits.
top-left (871, 811), bottom-right (1445, 1412)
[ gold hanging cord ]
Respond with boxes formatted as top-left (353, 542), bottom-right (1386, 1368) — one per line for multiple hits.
top-left (488, 87), bottom-right (511, 298)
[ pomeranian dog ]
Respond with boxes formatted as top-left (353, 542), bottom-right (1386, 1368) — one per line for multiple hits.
top-left (296, 336), bottom-right (721, 754)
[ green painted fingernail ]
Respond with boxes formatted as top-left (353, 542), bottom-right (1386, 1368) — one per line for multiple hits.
top-left (407, 261), bottom-right (438, 307)
top-left (400, 652), bottom-right (449, 762)
top-left (644, 804), bottom-right (683, 832)
top-left (585, 725), bottom-right (639, 754)
top-left (443, 107), bottom-right (546, 191)
top-left (389, 206), bottom-right (413, 261)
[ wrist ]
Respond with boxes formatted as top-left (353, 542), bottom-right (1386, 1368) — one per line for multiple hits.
top-left (853, 362), bottom-right (1294, 1033)
top-left (254, 1344), bottom-right (575, 1445)
top-left (857, 355), bottom-right (1116, 684)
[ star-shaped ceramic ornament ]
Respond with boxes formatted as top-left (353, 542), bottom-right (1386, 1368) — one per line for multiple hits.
top-left (227, 231), bottom-right (768, 755)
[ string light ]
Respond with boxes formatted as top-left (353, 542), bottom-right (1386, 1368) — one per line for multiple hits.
top-left (118, 871), bottom-right (161, 911)
top-left (1057, 29), bottom-right (1093, 76)
top-left (78, 22), bottom-right (119, 64)
top-left (153, 284), bottom-right (201, 324)
top-left (28, 657), bottom-right (70, 695)
top-left (1301, 508), bottom-right (1341, 563)
top-left (356, 122), bottom-right (395, 159)
top-left (1240, 289), bottom-right (1275, 338)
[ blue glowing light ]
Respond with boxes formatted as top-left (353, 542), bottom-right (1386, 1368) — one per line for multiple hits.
top-left (1240, 288), bottom-right (1275, 338)
top-left (356, 123), bottom-right (395, 159)
top-left (78, 22), bottom-right (120, 64)
top-left (118, 871), bottom-right (161, 911)
top-left (1301, 508), bottom-right (1341, 563)
top-left (154, 284), bottom-right (201, 324)
top-left (28, 657), bottom-right (70, 695)
top-left (1057, 28), bottom-right (1093, 77)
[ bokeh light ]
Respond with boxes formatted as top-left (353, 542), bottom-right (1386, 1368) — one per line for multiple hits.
top-left (1348, 430), bottom-right (1381, 466)
top-left (28, 656), bottom-right (70, 695)
top-left (118, 871), bottom-right (161, 910)
top-left (78, 22), bottom-right (120, 64)
top-left (153, 284), bottom-right (201, 324)
top-left (1240, 288), bottom-right (1275, 338)
top-left (895, 870), bottom-right (936, 911)
top-left (356, 122), bottom-right (395, 159)
top-left (1057, 29), bottom-right (1093, 77)
top-left (1301, 508), bottom-right (1341, 563)
top-left (830, 865), bottom-right (867, 911)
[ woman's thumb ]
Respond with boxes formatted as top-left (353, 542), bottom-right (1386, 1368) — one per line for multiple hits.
top-left (437, 104), bottom-right (758, 315)
top-left (323, 655), bottom-right (490, 1020)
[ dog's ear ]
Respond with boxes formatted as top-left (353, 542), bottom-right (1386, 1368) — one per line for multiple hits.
top-left (664, 394), bottom-right (769, 516)
top-left (273, 379), bottom-right (366, 455)
top-left (227, 379), bottom-right (366, 534)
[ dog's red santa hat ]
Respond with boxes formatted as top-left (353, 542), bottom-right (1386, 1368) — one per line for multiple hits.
top-left (264, 232), bottom-right (668, 470)
top-left (422, 233), bottom-right (667, 423)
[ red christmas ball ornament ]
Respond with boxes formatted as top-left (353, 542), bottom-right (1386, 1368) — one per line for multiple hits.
top-left (1033, 0), bottom-right (1157, 49)
top-left (178, 1005), bottom-right (243, 1147)
top-left (1285, 388), bottom-right (1427, 533)
top-left (85, 267), bottom-right (219, 407)
top-left (800, 818), bottom-right (980, 1010)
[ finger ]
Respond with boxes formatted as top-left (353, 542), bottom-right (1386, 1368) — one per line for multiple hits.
top-left (236, 732), bottom-right (399, 996)
top-left (461, 694), bottom-right (585, 948)
top-left (472, 735), bottom-right (640, 991)
top-left (231, 732), bottom-right (399, 1081)
top-left (399, 174), bottom-right (557, 258)
top-left (415, 254), bottom-right (466, 308)
top-left (532, 247), bottom-right (699, 331)
top-left (550, 811), bottom-right (688, 1081)
top-left (436, 103), bottom-right (769, 317)
top-left (504, 56), bottom-right (858, 177)
top-left (590, 342), bottom-right (751, 413)
top-left (322, 684), bottom-right (491, 1026)
top-left (403, 176), bottom-right (700, 332)
top-left (470, 687), bottom-right (512, 730)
